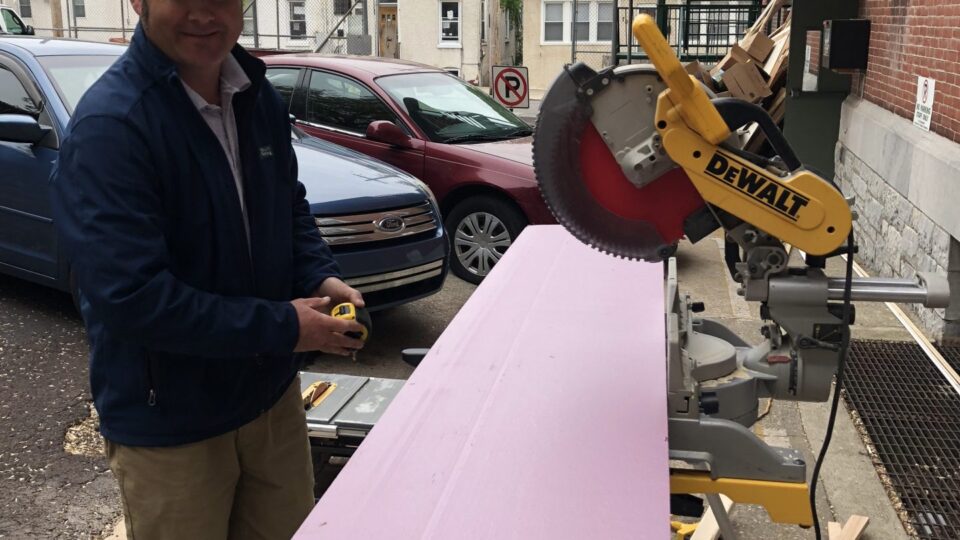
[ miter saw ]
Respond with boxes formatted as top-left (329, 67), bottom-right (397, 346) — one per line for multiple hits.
top-left (533, 15), bottom-right (951, 537)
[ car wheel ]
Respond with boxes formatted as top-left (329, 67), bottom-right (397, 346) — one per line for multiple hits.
top-left (445, 196), bottom-right (527, 284)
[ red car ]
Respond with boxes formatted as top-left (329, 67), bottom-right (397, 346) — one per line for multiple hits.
top-left (262, 55), bottom-right (554, 284)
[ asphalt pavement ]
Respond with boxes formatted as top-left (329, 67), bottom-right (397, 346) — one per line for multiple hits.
top-left (0, 275), bottom-right (118, 538)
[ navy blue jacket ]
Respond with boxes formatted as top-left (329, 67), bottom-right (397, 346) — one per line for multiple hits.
top-left (50, 27), bottom-right (339, 446)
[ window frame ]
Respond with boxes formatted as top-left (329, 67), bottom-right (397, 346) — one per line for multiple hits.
top-left (334, 0), bottom-right (352, 16)
top-left (72, 0), bottom-right (85, 19)
top-left (289, 0), bottom-right (306, 39)
top-left (438, 0), bottom-right (461, 48)
top-left (542, 1), bottom-right (565, 43)
top-left (18, 0), bottom-right (31, 19)
top-left (595, 1), bottom-right (613, 42)
top-left (264, 66), bottom-right (304, 114)
top-left (541, 0), bottom-right (612, 45)
top-left (0, 52), bottom-right (59, 148)
top-left (241, 0), bottom-right (257, 37)
top-left (301, 69), bottom-right (406, 137)
top-left (1, 7), bottom-right (26, 33)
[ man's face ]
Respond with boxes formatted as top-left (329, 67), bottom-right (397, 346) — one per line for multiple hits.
top-left (134, 0), bottom-right (242, 71)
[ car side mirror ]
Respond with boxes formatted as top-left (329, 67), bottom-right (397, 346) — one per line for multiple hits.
top-left (25, 25), bottom-right (35, 35)
top-left (366, 120), bottom-right (413, 149)
top-left (0, 114), bottom-right (47, 144)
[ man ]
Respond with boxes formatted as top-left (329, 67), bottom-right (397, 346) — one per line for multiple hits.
top-left (49, 0), bottom-right (367, 537)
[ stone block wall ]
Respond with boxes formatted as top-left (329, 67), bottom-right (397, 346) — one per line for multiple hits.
top-left (834, 143), bottom-right (953, 338)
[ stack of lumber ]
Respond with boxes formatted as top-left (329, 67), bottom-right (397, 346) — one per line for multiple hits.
top-left (685, 0), bottom-right (791, 153)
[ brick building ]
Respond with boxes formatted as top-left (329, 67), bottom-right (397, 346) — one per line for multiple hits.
top-left (834, 0), bottom-right (960, 340)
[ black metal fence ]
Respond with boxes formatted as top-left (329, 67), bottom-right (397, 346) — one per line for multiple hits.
top-left (605, 0), bottom-right (763, 66)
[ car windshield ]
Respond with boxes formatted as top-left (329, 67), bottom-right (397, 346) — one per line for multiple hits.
top-left (377, 72), bottom-right (531, 144)
top-left (37, 55), bottom-right (120, 114)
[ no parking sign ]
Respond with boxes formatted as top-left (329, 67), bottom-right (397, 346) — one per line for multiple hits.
top-left (492, 66), bottom-right (529, 109)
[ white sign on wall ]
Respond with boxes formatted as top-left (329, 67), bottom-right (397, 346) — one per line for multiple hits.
top-left (914, 76), bottom-right (936, 131)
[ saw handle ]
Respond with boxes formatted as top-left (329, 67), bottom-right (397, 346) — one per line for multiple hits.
top-left (631, 14), bottom-right (730, 145)
top-left (711, 98), bottom-right (802, 172)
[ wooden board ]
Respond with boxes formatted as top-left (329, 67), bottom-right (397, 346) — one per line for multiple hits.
top-left (838, 515), bottom-right (870, 540)
top-left (763, 32), bottom-right (790, 78)
top-left (295, 225), bottom-right (670, 539)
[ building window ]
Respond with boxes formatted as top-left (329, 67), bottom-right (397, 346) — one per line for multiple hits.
top-left (480, 0), bottom-right (485, 41)
top-left (572, 3), bottom-right (588, 41)
top-left (18, 0), bottom-right (31, 19)
top-left (242, 0), bottom-right (256, 35)
top-left (543, 1), bottom-right (613, 44)
top-left (543, 2), bottom-right (563, 42)
top-left (334, 0), bottom-right (351, 16)
top-left (597, 2), bottom-right (613, 41)
top-left (290, 0), bottom-right (306, 38)
top-left (440, 1), bottom-right (460, 42)
top-left (72, 0), bottom-right (85, 18)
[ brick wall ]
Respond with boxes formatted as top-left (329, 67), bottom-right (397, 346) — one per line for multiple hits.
top-left (806, 30), bottom-right (820, 75)
top-left (857, 0), bottom-right (960, 143)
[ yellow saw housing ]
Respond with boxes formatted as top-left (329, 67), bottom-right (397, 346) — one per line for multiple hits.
top-left (632, 15), bottom-right (851, 255)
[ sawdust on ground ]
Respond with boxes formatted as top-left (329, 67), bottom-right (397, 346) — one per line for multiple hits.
top-left (63, 402), bottom-right (105, 459)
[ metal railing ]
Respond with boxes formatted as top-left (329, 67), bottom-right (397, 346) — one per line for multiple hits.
top-left (608, 0), bottom-right (762, 65)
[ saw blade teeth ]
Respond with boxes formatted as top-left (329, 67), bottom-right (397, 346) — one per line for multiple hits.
top-left (531, 65), bottom-right (679, 263)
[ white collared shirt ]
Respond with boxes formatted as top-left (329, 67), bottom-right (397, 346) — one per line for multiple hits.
top-left (180, 55), bottom-right (252, 245)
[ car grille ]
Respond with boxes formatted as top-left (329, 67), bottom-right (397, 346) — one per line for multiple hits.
top-left (345, 259), bottom-right (445, 294)
top-left (315, 202), bottom-right (438, 246)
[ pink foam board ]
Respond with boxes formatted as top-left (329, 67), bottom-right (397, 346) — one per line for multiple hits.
top-left (296, 225), bottom-right (669, 539)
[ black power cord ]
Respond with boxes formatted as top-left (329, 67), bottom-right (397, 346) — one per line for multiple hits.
top-left (809, 229), bottom-right (856, 540)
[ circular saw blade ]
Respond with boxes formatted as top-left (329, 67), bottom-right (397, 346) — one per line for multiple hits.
top-left (533, 63), bottom-right (707, 261)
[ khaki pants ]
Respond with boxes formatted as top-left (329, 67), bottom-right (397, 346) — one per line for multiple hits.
top-left (106, 378), bottom-right (315, 540)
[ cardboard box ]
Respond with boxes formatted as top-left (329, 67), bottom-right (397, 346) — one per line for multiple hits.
top-left (720, 62), bottom-right (772, 103)
top-left (740, 31), bottom-right (775, 63)
top-left (710, 44), bottom-right (754, 76)
top-left (684, 60), bottom-right (716, 91)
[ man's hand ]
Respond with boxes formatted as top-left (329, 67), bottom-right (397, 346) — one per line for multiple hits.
top-left (291, 297), bottom-right (366, 355)
top-left (313, 277), bottom-right (365, 308)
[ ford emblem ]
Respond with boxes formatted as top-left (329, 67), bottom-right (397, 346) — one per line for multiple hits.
top-left (376, 215), bottom-right (405, 233)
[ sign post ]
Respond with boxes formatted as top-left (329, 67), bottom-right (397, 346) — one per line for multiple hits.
top-left (492, 66), bottom-right (529, 109)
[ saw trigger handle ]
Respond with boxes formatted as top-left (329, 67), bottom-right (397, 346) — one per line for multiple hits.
top-left (711, 98), bottom-right (802, 172)
top-left (631, 14), bottom-right (730, 145)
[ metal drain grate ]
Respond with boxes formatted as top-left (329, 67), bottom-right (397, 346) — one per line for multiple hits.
top-left (844, 340), bottom-right (960, 539)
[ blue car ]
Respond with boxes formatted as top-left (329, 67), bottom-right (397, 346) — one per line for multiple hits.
top-left (0, 36), bottom-right (448, 310)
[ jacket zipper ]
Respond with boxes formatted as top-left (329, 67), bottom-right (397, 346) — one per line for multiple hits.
top-left (146, 354), bottom-right (158, 407)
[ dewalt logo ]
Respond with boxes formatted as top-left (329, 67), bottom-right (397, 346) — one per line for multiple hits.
top-left (704, 152), bottom-right (809, 221)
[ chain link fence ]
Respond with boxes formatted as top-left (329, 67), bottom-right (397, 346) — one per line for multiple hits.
top-left (566, 0), bottom-right (616, 73)
top-left (21, 0), bottom-right (371, 54)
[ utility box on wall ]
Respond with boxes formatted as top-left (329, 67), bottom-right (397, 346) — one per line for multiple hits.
top-left (822, 19), bottom-right (871, 72)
